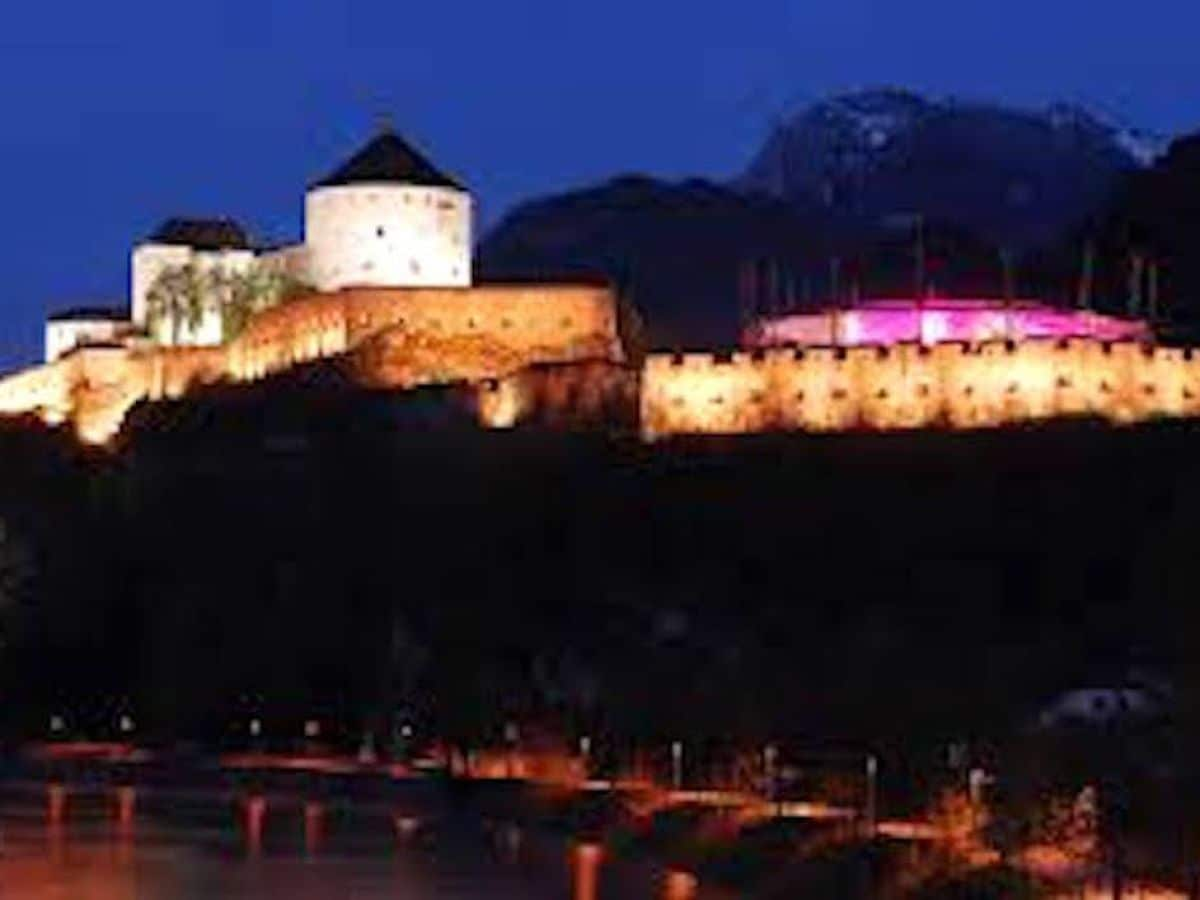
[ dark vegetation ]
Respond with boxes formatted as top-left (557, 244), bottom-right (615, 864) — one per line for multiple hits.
top-left (2, 372), bottom-right (1200, 773)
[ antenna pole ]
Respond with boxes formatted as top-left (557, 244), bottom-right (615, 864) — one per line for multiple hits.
top-left (1148, 260), bottom-right (1160, 326)
top-left (1128, 252), bottom-right (1145, 318)
top-left (748, 260), bottom-right (760, 322)
top-left (734, 262), bottom-right (744, 328)
top-left (768, 259), bottom-right (779, 317)
top-left (1001, 248), bottom-right (1015, 305)
top-left (914, 215), bottom-right (925, 302)
top-left (1078, 240), bottom-right (1095, 311)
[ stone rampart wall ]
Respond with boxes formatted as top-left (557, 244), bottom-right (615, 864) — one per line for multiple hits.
top-left (640, 339), bottom-right (1200, 439)
top-left (0, 284), bottom-right (622, 444)
top-left (228, 285), bottom-right (621, 382)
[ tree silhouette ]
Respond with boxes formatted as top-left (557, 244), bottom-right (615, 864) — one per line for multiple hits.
top-left (145, 262), bottom-right (208, 344)
top-left (148, 262), bottom-right (312, 343)
top-left (0, 516), bottom-right (33, 659)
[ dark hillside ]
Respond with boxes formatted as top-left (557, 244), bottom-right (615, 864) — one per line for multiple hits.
top-left (1, 375), bottom-right (1198, 766)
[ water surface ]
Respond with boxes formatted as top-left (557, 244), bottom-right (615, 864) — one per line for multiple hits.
top-left (0, 782), bottom-right (720, 899)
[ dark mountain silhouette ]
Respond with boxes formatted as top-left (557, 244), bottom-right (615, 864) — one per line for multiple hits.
top-left (477, 175), bottom-right (824, 349)
top-left (1095, 134), bottom-right (1200, 331)
top-left (1011, 131), bottom-right (1200, 338)
top-left (478, 179), bottom-right (1062, 349)
top-left (738, 88), bottom-right (1155, 251)
top-left (479, 90), bottom-right (1165, 348)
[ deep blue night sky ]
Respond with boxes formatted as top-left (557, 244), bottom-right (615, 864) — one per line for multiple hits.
top-left (1, 0), bottom-right (1197, 367)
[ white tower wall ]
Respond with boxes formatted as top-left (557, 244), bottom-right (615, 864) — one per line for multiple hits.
top-left (304, 184), bottom-right (472, 292)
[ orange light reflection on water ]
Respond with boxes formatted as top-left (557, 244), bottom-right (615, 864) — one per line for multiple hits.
top-left (304, 801), bottom-right (324, 855)
top-left (664, 869), bottom-right (698, 899)
top-left (244, 794), bottom-right (266, 856)
top-left (572, 842), bottom-right (602, 900)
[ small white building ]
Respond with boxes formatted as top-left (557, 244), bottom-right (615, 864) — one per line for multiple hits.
top-left (130, 218), bottom-right (256, 347)
top-left (44, 307), bottom-right (136, 362)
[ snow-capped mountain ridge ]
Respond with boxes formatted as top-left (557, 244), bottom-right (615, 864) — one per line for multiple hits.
top-left (739, 88), bottom-right (1155, 248)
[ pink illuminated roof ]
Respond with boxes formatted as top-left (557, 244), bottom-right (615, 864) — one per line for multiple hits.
top-left (742, 298), bottom-right (1150, 349)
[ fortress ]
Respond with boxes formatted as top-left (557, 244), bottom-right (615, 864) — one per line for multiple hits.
top-left (0, 130), bottom-right (624, 444)
top-left (0, 127), bottom-right (1193, 445)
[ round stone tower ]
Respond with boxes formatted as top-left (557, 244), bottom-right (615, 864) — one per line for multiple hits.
top-left (304, 130), bottom-right (472, 292)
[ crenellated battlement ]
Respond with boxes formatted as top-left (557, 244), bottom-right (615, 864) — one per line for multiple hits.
top-left (640, 337), bottom-right (1200, 439)
top-left (5, 287), bottom-right (1200, 447)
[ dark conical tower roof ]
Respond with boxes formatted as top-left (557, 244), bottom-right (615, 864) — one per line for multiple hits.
top-left (312, 130), bottom-right (465, 191)
top-left (147, 217), bottom-right (250, 250)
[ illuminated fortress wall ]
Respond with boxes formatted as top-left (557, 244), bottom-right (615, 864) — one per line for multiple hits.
top-left (640, 339), bottom-right (1200, 439)
top-left (475, 360), bottom-right (637, 430)
top-left (8, 285), bottom-right (1200, 448)
top-left (0, 284), bottom-right (622, 444)
top-left (229, 284), bottom-right (622, 385)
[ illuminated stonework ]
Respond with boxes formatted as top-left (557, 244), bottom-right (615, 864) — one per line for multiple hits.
top-left (20, 128), bottom-right (612, 433)
top-left (0, 284), bottom-right (622, 445)
top-left (640, 338), bottom-right (1198, 439)
top-left (7, 286), bottom-right (1195, 446)
top-left (634, 298), bottom-right (1176, 440)
top-left (475, 361), bottom-right (635, 431)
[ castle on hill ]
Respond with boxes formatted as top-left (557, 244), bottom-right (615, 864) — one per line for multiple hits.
top-left (47, 129), bottom-right (476, 361)
top-left (0, 128), bottom-right (623, 444)
top-left (2, 125), bottom-right (1198, 446)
